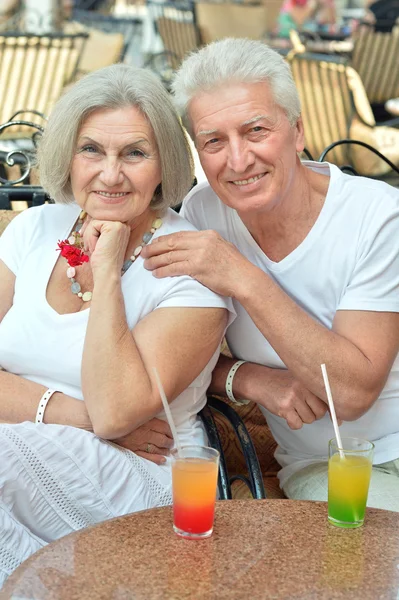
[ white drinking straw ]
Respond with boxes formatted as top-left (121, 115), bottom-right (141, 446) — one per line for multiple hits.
top-left (153, 367), bottom-right (182, 455)
top-left (321, 363), bottom-right (345, 459)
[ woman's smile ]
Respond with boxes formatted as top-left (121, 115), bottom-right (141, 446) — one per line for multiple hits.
top-left (92, 190), bottom-right (131, 204)
top-left (70, 106), bottom-right (162, 225)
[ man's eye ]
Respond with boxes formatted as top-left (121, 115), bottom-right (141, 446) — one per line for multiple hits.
top-left (207, 138), bottom-right (219, 145)
top-left (251, 126), bottom-right (263, 133)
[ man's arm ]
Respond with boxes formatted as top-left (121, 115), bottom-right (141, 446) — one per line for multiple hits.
top-left (142, 229), bottom-right (399, 422)
top-left (210, 353), bottom-right (328, 429)
top-left (236, 265), bottom-right (399, 420)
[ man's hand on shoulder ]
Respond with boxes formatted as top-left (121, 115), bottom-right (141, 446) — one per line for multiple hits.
top-left (142, 229), bottom-right (255, 298)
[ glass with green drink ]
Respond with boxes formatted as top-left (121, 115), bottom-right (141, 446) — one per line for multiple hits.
top-left (328, 437), bottom-right (374, 528)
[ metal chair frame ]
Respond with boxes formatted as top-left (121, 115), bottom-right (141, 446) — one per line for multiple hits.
top-left (198, 402), bottom-right (232, 500)
top-left (318, 138), bottom-right (399, 176)
top-left (0, 118), bottom-right (51, 209)
top-left (0, 186), bottom-right (49, 210)
top-left (199, 395), bottom-right (266, 500)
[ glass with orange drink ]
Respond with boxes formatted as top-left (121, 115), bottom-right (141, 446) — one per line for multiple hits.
top-left (171, 445), bottom-right (219, 539)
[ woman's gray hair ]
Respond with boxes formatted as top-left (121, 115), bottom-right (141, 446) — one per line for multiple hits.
top-left (172, 38), bottom-right (301, 134)
top-left (37, 64), bottom-right (194, 208)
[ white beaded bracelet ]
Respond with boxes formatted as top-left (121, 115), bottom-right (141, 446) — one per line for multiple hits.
top-left (35, 389), bottom-right (57, 424)
top-left (225, 360), bottom-right (250, 406)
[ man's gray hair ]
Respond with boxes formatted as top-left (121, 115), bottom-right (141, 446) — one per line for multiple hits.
top-left (37, 64), bottom-right (194, 209)
top-left (172, 38), bottom-right (301, 134)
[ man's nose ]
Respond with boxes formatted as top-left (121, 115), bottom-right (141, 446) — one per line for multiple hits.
top-left (99, 157), bottom-right (124, 187)
top-left (227, 138), bottom-right (255, 173)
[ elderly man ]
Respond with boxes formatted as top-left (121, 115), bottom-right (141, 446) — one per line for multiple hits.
top-left (142, 38), bottom-right (399, 510)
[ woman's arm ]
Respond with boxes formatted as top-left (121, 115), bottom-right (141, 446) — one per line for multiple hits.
top-left (0, 370), bottom-right (174, 463)
top-left (83, 290), bottom-right (227, 438)
top-left (0, 241), bottom-right (180, 459)
top-left (0, 370), bottom-right (92, 429)
top-left (0, 259), bottom-right (92, 428)
top-left (81, 218), bottom-right (228, 439)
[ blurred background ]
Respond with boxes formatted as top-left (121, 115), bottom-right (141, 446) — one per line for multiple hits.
top-left (0, 0), bottom-right (398, 211)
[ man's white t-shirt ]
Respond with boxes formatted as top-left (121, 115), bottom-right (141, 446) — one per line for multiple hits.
top-left (181, 161), bottom-right (399, 486)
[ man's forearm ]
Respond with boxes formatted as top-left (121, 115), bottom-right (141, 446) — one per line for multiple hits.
top-left (235, 265), bottom-right (389, 420)
top-left (0, 371), bottom-right (92, 429)
top-left (209, 354), bottom-right (284, 409)
top-left (210, 354), bottom-right (269, 399)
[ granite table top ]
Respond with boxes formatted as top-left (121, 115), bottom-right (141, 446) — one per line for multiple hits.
top-left (1, 499), bottom-right (399, 599)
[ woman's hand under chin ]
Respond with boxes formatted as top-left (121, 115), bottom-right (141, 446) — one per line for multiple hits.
top-left (81, 218), bottom-right (131, 280)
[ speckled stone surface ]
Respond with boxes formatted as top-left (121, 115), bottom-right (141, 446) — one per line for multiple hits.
top-left (2, 500), bottom-right (399, 599)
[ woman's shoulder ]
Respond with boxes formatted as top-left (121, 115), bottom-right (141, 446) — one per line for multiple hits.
top-left (2, 204), bottom-right (80, 255)
top-left (10, 203), bottom-right (79, 229)
top-left (161, 207), bottom-right (200, 234)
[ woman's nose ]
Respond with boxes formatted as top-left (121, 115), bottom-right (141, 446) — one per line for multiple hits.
top-left (99, 158), bottom-right (124, 186)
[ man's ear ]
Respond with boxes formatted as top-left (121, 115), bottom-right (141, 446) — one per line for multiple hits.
top-left (295, 116), bottom-right (305, 153)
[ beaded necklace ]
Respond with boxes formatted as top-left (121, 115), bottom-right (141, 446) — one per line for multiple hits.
top-left (57, 210), bottom-right (163, 302)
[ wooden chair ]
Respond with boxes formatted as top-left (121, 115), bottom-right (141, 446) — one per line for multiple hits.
top-left (288, 51), bottom-right (399, 176)
top-left (351, 24), bottom-right (399, 106)
top-left (195, 2), bottom-right (269, 44)
top-left (146, 0), bottom-right (200, 72)
top-left (70, 9), bottom-right (142, 64)
top-left (0, 32), bottom-right (88, 136)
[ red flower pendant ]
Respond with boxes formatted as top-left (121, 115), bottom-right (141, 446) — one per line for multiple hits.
top-left (57, 240), bottom-right (89, 268)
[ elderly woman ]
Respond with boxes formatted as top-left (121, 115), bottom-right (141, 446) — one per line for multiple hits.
top-left (0, 64), bottom-right (232, 585)
top-left (143, 38), bottom-right (399, 510)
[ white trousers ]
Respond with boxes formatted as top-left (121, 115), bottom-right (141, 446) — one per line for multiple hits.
top-left (0, 422), bottom-right (172, 588)
top-left (283, 458), bottom-right (399, 512)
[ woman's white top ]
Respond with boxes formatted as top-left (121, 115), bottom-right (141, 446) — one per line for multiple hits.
top-left (0, 203), bottom-right (234, 445)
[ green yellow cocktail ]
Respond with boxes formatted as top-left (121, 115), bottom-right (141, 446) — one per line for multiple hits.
top-left (328, 438), bottom-right (374, 528)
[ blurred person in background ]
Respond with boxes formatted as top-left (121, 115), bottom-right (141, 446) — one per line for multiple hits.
top-left (277, 0), bottom-right (336, 36)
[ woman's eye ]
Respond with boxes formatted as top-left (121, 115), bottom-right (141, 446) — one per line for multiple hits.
top-left (128, 149), bottom-right (145, 158)
top-left (80, 145), bottom-right (97, 153)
